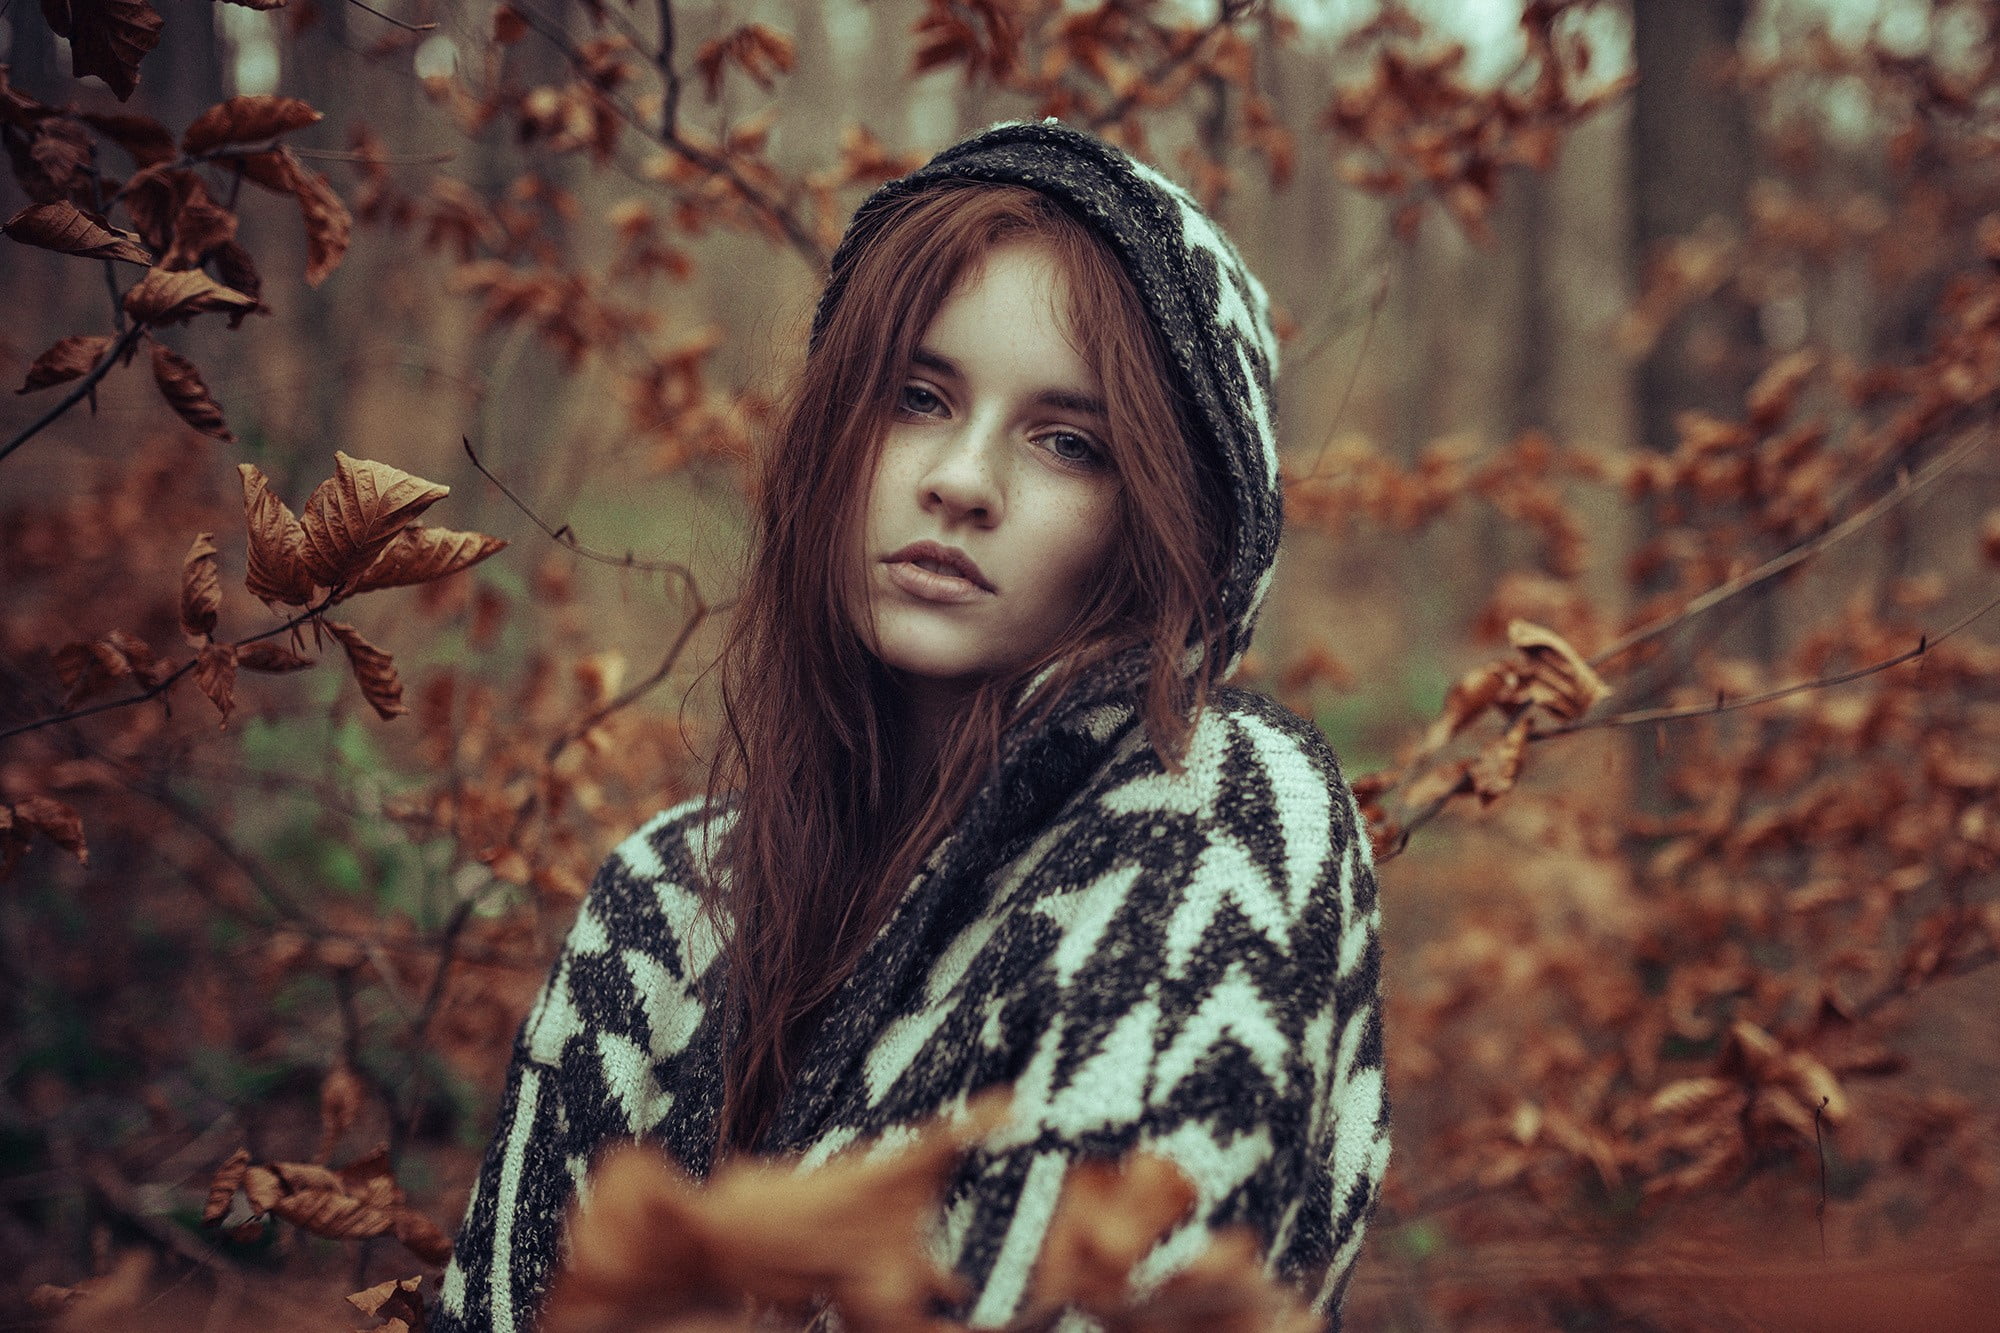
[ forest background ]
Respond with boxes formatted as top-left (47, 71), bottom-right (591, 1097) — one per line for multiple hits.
top-left (2, 0), bottom-right (1998, 1329)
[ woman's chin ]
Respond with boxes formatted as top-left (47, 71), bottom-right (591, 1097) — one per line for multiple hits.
top-left (873, 633), bottom-right (1005, 687)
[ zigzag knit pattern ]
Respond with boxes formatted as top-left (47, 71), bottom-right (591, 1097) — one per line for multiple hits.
top-left (435, 687), bottom-right (1388, 1332)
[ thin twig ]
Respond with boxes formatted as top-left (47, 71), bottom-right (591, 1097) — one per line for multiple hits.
top-left (657, 0), bottom-right (684, 137)
top-left (344, 0), bottom-right (436, 33)
top-left (460, 435), bottom-right (701, 584)
top-left (545, 597), bottom-right (714, 766)
top-left (1589, 428), bottom-right (1991, 668)
top-left (506, 0), bottom-right (826, 268)
top-left (1300, 264), bottom-right (1390, 481)
top-left (1086, 1), bottom-right (1258, 131)
top-left (1814, 1095), bottom-right (1830, 1260)
top-left (136, 779), bottom-right (323, 926)
top-left (1379, 586), bottom-right (2000, 854)
top-left (0, 593), bottom-right (336, 744)
top-left (0, 323), bottom-right (145, 464)
top-left (292, 145), bottom-right (456, 165)
top-left (1544, 586), bottom-right (2000, 736)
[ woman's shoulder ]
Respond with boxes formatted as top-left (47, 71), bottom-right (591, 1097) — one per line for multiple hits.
top-left (1099, 685), bottom-right (1361, 826)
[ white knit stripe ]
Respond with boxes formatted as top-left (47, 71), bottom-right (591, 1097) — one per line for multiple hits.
top-left (970, 1150), bottom-right (1069, 1327)
top-left (1039, 864), bottom-right (1142, 987)
top-left (489, 1064), bottom-right (542, 1333)
top-left (1235, 712), bottom-right (1332, 914)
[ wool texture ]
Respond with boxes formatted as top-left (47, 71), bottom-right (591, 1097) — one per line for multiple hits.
top-left (436, 119), bottom-right (1388, 1333)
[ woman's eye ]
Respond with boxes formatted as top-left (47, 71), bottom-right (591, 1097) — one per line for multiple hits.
top-left (898, 384), bottom-right (943, 415)
top-left (1044, 431), bottom-right (1103, 466)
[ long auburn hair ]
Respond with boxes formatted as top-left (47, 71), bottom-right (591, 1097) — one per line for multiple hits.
top-left (707, 181), bottom-right (1233, 1153)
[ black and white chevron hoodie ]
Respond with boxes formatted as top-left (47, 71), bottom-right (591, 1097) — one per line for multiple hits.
top-left (436, 119), bottom-right (1388, 1333)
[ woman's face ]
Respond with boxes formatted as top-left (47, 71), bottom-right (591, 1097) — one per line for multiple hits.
top-left (859, 240), bottom-right (1122, 689)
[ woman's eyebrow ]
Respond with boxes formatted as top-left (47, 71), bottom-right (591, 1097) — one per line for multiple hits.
top-left (912, 346), bottom-right (1107, 419)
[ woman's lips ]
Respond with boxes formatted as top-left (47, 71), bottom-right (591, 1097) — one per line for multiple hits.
top-left (882, 541), bottom-right (995, 604)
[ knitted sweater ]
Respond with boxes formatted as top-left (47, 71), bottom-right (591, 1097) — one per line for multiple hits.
top-left (436, 119), bottom-right (1389, 1332)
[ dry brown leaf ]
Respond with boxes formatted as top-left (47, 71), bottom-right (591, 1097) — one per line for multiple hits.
top-left (1745, 348), bottom-right (1819, 432)
top-left (181, 94), bottom-right (322, 155)
top-left (43, 0), bottom-right (164, 102)
top-left (238, 463), bottom-right (316, 606)
top-left (180, 531), bottom-right (221, 640)
top-left (210, 238), bottom-right (265, 309)
top-left (192, 643), bottom-right (237, 724)
top-left (318, 1062), bottom-right (366, 1162)
top-left (3, 201), bottom-right (153, 263)
top-left (159, 180), bottom-right (238, 269)
top-left (123, 266), bottom-right (259, 326)
top-left (150, 343), bottom-right (233, 440)
top-left (1506, 619), bottom-right (1609, 723)
top-left (17, 334), bottom-right (111, 394)
top-left (326, 620), bottom-right (408, 720)
top-left (492, 4), bottom-right (526, 43)
top-left (237, 641), bottom-right (315, 672)
top-left (1403, 761), bottom-right (1469, 811)
top-left (1420, 659), bottom-right (1514, 755)
top-left (392, 1208), bottom-right (455, 1267)
top-left (242, 1163), bottom-right (283, 1214)
top-left (1019, 1154), bottom-right (1198, 1324)
top-left (10, 795), bottom-right (88, 865)
top-left (543, 1093), bottom-right (1008, 1333)
top-left (5, 111), bottom-right (95, 206)
top-left (350, 525), bottom-right (507, 594)
top-left (202, 1148), bottom-right (250, 1225)
top-left (694, 24), bottom-right (798, 101)
top-left (301, 452), bottom-right (450, 589)
top-left (238, 145), bottom-right (351, 285)
top-left (1981, 508), bottom-right (2000, 564)
top-left (348, 1275), bottom-right (427, 1331)
top-left (1467, 716), bottom-right (1530, 805)
top-left (50, 631), bottom-right (165, 704)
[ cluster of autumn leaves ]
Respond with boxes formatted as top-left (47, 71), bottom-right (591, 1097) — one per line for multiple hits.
top-left (5, 85), bottom-right (351, 446)
top-left (3, 451), bottom-right (506, 881)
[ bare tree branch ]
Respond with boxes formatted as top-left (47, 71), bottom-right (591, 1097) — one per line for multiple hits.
top-left (460, 435), bottom-right (703, 586)
top-left (1589, 427), bottom-right (1991, 668)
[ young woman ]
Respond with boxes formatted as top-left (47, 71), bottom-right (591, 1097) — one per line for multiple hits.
top-left (437, 119), bottom-right (1388, 1332)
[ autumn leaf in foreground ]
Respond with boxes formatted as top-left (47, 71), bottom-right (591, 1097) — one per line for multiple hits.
top-left (40, 0), bottom-right (164, 102)
top-left (16, 335), bottom-right (114, 394)
top-left (349, 524), bottom-right (507, 594)
top-left (3, 201), bottom-right (154, 264)
top-left (237, 144), bottom-right (353, 286)
top-left (1017, 1154), bottom-right (1322, 1332)
top-left (348, 1274), bottom-right (428, 1333)
top-left (180, 532), bottom-right (222, 639)
top-left (181, 93), bottom-right (323, 155)
top-left (327, 620), bottom-right (409, 719)
top-left (204, 1145), bottom-right (453, 1267)
top-left (300, 451), bottom-right (450, 589)
top-left (239, 463), bottom-right (316, 605)
top-left (123, 266), bottom-right (259, 326)
top-left (1, 796), bottom-right (90, 880)
top-left (152, 343), bottom-right (233, 439)
top-left (542, 1093), bottom-right (1010, 1333)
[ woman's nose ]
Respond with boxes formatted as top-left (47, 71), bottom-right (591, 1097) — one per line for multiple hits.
top-left (920, 420), bottom-right (1004, 525)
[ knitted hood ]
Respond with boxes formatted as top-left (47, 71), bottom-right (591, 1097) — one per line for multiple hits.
top-left (809, 118), bottom-right (1284, 669)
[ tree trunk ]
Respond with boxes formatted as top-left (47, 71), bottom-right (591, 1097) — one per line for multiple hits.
top-left (1627, 0), bottom-right (1766, 804)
